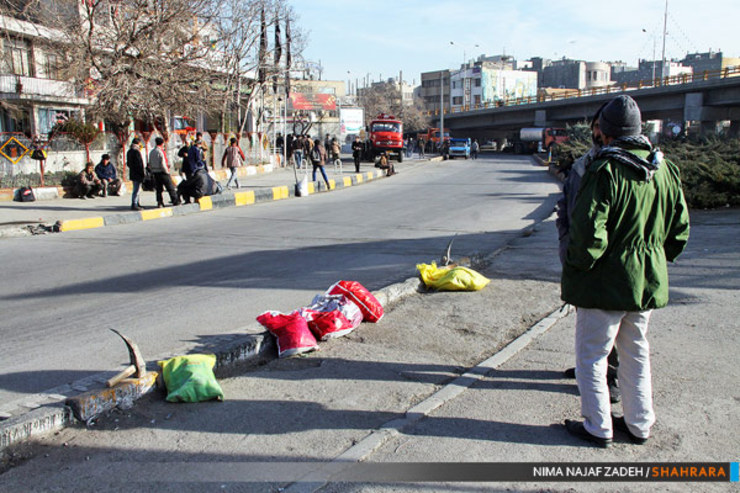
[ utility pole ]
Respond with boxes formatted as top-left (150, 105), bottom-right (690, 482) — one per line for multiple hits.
top-left (661, 0), bottom-right (668, 80)
top-left (439, 70), bottom-right (444, 154)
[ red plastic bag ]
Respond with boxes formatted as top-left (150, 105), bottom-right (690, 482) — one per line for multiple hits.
top-left (326, 280), bottom-right (384, 323)
top-left (302, 294), bottom-right (363, 340)
top-left (256, 311), bottom-right (318, 358)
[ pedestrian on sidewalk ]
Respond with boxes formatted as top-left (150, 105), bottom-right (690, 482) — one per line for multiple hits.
top-left (222, 137), bottom-right (245, 189)
top-left (148, 137), bottom-right (180, 207)
top-left (352, 136), bottom-right (363, 173)
top-left (561, 95), bottom-right (690, 448)
top-left (292, 135), bottom-right (304, 169)
top-left (177, 139), bottom-right (193, 180)
top-left (556, 102), bottom-right (621, 404)
top-left (418, 138), bottom-right (426, 158)
top-left (471, 139), bottom-right (479, 159)
top-left (75, 162), bottom-right (103, 199)
top-left (127, 138), bottom-right (145, 210)
top-left (94, 154), bottom-right (121, 197)
top-left (310, 138), bottom-right (330, 188)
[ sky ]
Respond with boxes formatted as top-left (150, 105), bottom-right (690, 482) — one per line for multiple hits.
top-left (288, 0), bottom-right (739, 87)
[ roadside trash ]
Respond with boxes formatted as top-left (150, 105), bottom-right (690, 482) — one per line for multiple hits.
top-left (157, 354), bottom-right (224, 403)
top-left (15, 186), bottom-right (35, 202)
top-left (256, 310), bottom-right (319, 358)
top-left (295, 175), bottom-right (308, 197)
top-left (417, 262), bottom-right (490, 291)
top-left (303, 294), bottom-right (363, 340)
top-left (326, 280), bottom-right (384, 322)
top-left (256, 280), bottom-right (384, 357)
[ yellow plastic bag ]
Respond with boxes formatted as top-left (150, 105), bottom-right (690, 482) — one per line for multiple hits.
top-left (417, 262), bottom-right (491, 291)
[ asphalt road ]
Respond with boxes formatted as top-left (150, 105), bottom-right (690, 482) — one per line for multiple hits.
top-left (0, 154), bottom-right (561, 412)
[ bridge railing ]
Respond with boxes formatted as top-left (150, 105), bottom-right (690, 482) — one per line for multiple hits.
top-left (430, 65), bottom-right (740, 116)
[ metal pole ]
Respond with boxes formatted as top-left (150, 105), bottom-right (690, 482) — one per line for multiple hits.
top-left (661, 0), bottom-right (668, 79)
top-left (439, 71), bottom-right (444, 154)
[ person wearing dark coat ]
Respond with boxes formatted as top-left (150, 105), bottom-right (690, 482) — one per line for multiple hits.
top-left (351, 136), bottom-right (363, 173)
top-left (127, 138), bottom-right (146, 210)
top-left (94, 154), bottom-right (121, 197)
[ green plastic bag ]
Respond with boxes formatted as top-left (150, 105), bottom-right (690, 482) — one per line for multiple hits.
top-left (157, 354), bottom-right (224, 403)
top-left (417, 262), bottom-right (491, 291)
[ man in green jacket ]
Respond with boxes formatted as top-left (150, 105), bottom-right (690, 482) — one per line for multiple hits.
top-left (562, 95), bottom-right (690, 448)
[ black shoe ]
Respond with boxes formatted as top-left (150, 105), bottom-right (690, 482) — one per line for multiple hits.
top-left (87, 194), bottom-right (96, 199)
top-left (131, 205), bottom-right (143, 211)
top-left (564, 367), bottom-right (576, 379)
top-left (608, 374), bottom-right (621, 403)
top-left (564, 420), bottom-right (611, 448)
top-left (612, 415), bottom-right (648, 445)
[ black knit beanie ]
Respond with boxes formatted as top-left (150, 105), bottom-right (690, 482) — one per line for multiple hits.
top-left (599, 95), bottom-right (641, 138)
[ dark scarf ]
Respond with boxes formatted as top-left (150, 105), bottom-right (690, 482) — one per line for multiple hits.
top-left (594, 135), bottom-right (662, 182)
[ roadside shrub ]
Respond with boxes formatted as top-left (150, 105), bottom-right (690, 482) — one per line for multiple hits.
top-left (554, 126), bottom-right (740, 209)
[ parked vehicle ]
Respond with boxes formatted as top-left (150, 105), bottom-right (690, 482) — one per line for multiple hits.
top-left (369, 113), bottom-right (404, 162)
top-left (448, 138), bottom-right (471, 159)
top-left (509, 127), bottom-right (568, 154)
top-left (418, 127), bottom-right (450, 152)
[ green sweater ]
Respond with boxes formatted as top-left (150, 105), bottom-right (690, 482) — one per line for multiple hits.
top-left (561, 149), bottom-right (690, 311)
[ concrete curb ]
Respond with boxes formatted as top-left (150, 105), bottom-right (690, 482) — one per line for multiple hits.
top-left (54, 169), bottom-right (386, 233)
top-left (0, 274), bottom-right (418, 453)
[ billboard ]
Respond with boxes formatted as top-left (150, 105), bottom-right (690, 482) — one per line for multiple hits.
top-left (339, 107), bottom-right (365, 145)
top-left (289, 92), bottom-right (337, 111)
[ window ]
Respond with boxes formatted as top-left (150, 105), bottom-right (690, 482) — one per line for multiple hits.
top-left (44, 53), bottom-right (60, 80)
top-left (475, 78), bottom-right (481, 87)
top-left (452, 81), bottom-right (457, 89)
top-left (38, 108), bottom-right (77, 134)
top-left (452, 96), bottom-right (463, 105)
top-left (474, 95), bottom-right (481, 106)
top-left (4, 39), bottom-right (32, 76)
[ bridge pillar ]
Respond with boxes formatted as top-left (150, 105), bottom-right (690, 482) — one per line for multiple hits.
top-left (684, 92), bottom-right (721, 136)
top-left (534, 110), bottom-right (547, 127)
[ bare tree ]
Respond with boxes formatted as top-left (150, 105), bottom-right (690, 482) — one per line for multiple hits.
top-left (360, 81), bottom-right (429, 132)
top-left (212, 0), bottom-right (305, 135)
top-left (40, 0), bottom-right (224, 132)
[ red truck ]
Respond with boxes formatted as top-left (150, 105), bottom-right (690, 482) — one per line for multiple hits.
top-left (510, 127), bottom-right (568, 154)
top-left (419, 127), bottom-right (450, 152)
top-left (369, 113), bottom-right (404, 162)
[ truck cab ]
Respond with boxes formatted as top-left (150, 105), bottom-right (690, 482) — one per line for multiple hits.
top-left (448, 138), bottom-right (471, 159)
top-left (369, 114), bottom-right (404, 162)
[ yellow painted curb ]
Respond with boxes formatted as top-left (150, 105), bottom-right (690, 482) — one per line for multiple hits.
top-left (141, 208), bottom-right (173, 221)
top-left (343, 176), bottom-right (353, 187)
top-left (356, 174), bottom-right (364, 183)
top-left (328, 179), bottom-right (336, 190)
top-left (57, 216), bottom-right (105, 232)
top-left (235, 190), bottom-right (255, 206)
top-left (198, 196), bottom-right (213, 210)
top-left (366, 171), bottom-right (374, 180)
top-left (308, 182), bottom-right (315, 194)
top-left (272, 186), bottom-right (289, 200)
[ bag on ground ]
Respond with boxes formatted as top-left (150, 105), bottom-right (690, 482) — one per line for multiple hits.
top-left (256, 310), bottom-right (319, 358)
top-left (16, 186), bottom-right (35, 202)
top-left (157, 354), bottom-right (224, 403)
top-left (417, 262), bottom-right (491, 291)
top-left (326, 280), bottom-right (384, 323)
top-left (302, 294), bottom-right (363, 340)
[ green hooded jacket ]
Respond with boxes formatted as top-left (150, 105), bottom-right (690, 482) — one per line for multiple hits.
top-left (561, 148), bottom-right (690, 311)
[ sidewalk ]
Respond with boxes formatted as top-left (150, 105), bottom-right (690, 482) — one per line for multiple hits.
top-left (0, 156), bottom-right (438, 238)
top-left (1, 207), bottom-right (735, 490)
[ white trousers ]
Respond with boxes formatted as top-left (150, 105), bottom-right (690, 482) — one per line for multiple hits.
top-left (575, 308), bottom-right (655, 439)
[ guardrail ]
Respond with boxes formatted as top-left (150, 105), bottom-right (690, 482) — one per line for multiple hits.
top-left (430, 65), bottom-right (740, 116)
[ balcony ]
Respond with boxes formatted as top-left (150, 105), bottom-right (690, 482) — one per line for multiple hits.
top-left (0, 74), bottom-right (88, 105)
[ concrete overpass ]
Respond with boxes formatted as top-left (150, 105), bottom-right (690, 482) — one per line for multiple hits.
top-left (436, 71), bottom-right (740, 141)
